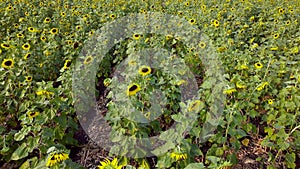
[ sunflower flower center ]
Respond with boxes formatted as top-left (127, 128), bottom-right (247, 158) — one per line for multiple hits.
top-left (5, 60), bottom-right (12, 66)
top-left (129, 85), bottom-right (138, 91)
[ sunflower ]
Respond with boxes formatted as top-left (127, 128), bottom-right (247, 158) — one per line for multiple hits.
top-left (223, 88), bottom-right (237, 95)
top-left (110, 14), bottom-right (116, 19)
top-left (1, 58), bottom-right (14, 69)
top-left (6, 5), bottom-right (13, 11)
top-left (199, 41), bottom-right (206, 49)
top-left (268, 99), bottom-right (273, 105)
top-left (165, 34), bottom-right (172, 40)
top-left (138, 65), bottom-right (151, 76)
top-left (254, 62), bottom-right (263, 69)
top-left (67, 40), bottom-right (73, 45)
top-left (187, 47), bottom-right (194, 53)
top-left (22, 43), bottom-right (30, 50)
top-left (189, 18), bottom-right (196, 25)
top-left (213, 20), bottom-right (220, 27)
top-left (28, 27), bottom-right (38, 33)
top-left (24, 53), bottom-right (31, 60)
top-left (46, 152), bottom-right (69, 167)
top-left (25, 76), bottom-right (32, 82)
top-left (286, 20), bottom-right (291, 26)
top-left (50, 28), bottom-right (59, 35)
top-left (127, 83), bottom-right (141, 96)
top-left (26, 111), bottom-right (39, 118)
top-left (83, 56), bottom-right (93, 64)
top-left (76, 25), bottom-right (82, 31)
top-left (278, 8), bottom-right (285, 14)
top-left (19, 17), bottom-right (25, 22)
top-left (44, 17), bottom-right (51, 23)
top-left (40, 36), bottom-right (46, 41)
top-left (61, 12), bottom-right (66, 17)
top-left (1, 43), bottom-right (11, 49)
top-left (170, 152), bottom-right (187, 161)
top-left (133, 33), bottom-right (140, 40)
top-left (17, 33), bottom-right (24, 38)
top-left (63, 60), bottom-right (71, 69)
top-left (273, 33), bottom-right (279, 39)
top-left (98, 158), bottom-right (124, 169)
top-left (14, 23), bottom-right (19, 28)
top-left (54, 153), bottom-right (69, 162)
top-left (19, 83), bottom-right (24, 88)
top-left (89, 30), bottom-right (95, 36)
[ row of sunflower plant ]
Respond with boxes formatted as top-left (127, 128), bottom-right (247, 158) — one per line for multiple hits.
top-left (0, 0), bottom-right (300, 168)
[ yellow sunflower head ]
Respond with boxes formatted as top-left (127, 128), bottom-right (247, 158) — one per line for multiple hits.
top-left (138, 65), bottom-right (152, 76)
top-left (254, 62), bottom-right (263, 69)
top-left (25, 76), bottom-right (33, 82)
top-left (22, 43), bottom-right (30, 50)
top-left (189, 18), bottom-right (196, 25)
top-left (170, 152), bottom-right (187, 161)
top-left (127, 83), bottom-right (141, 96)
top-left (64, 60), bottom-right (72, 69)
top-left (133, 33), bottom-right (140, 40)
top-left (83, 56), bottom-right (93, 65)
top-left (50, 28), bottom-right (59, 35)
top-left (98, 158), bottom-right (124, 169)
top-left (1, 58), bottom-right (14, 69)
top-left (26, 111), bottom-right (39, 118)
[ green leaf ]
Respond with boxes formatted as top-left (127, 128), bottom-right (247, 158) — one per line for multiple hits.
top-left (14, 126), bottom-right (32, 141)
top-left (20, 157), bottom-right (38, 169)
top-left (32, 158), bottom-right (48, 169)
top-left (184, 163), bottom-right (205, 169)
top-left (156, 153), bottom-right (172, 169)
top-left (152, 141), bottom-right (175, 156)
top-left (201, 80), bottom-right (212, 89)
top-left (11, 142), bottom-right (28, 160)
top-left (0, 145), bottom-right (10, 154)
top-left (285, 152), bottom-right (296, 169)
top-left (28, 136), bottom-right (40, 153)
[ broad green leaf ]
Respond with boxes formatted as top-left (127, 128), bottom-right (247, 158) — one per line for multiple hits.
top-left (152, 141), bottom-right (175, 156)
top-left (14, 126), bottom-right (32, 141)
top-left (11, 142), bottom-right (28, 160)
top-left (184, 163), bottom-right (205, 169)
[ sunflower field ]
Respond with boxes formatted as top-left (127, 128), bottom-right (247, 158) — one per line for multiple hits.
top-left (0, 0), bottom-right (300, 168)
